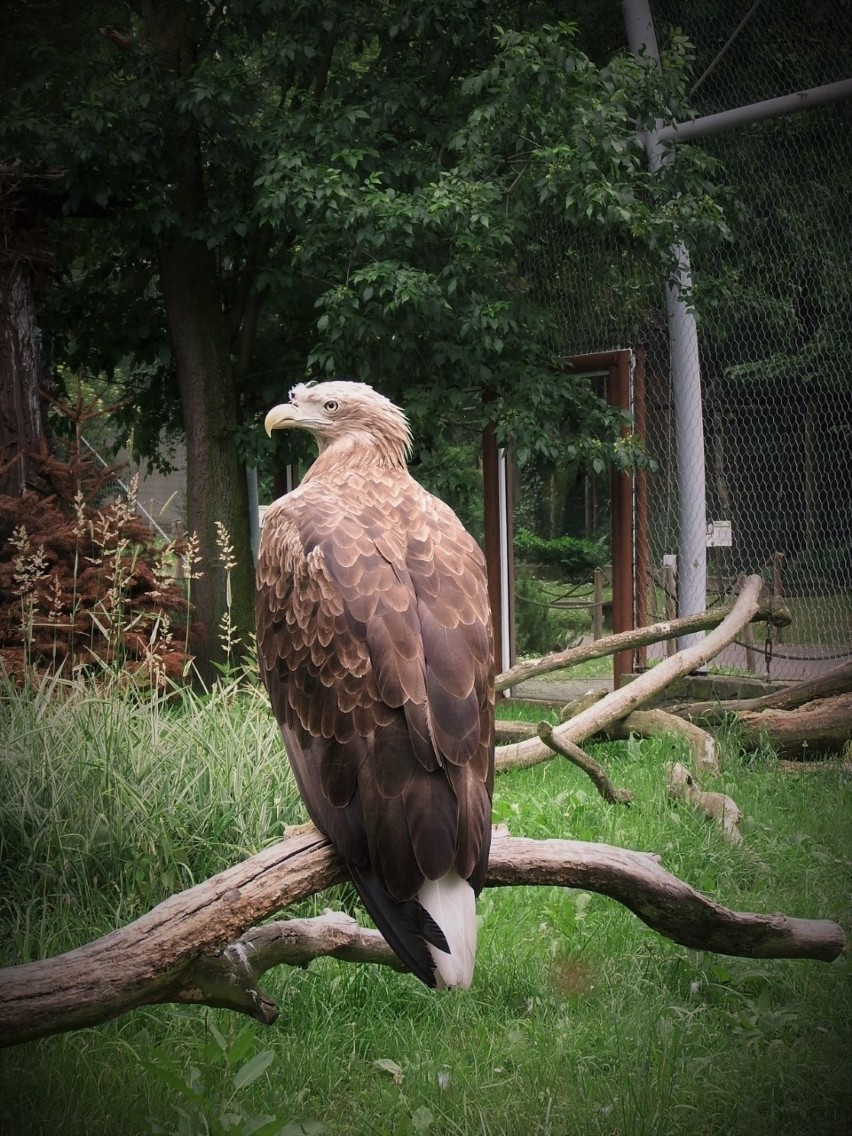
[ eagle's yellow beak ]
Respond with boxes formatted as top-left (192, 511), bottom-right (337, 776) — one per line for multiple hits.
top-left (264, 403), bottom-right (300, 437)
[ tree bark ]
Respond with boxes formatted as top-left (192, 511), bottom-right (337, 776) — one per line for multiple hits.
top-left (734, 692), bottom-right (852, 757)
top-left (145, 4), bottom-right (255, 682)
top-left (0, 182), bottom-right (50, 497)
top-left (496, 575), bottom-right (766, 771)
top-left (0, 826), bottom-right (843, 1048)
top-left (496, 591), bottom-right (789, 693)
top-left (676, 658), bottom-right (852, 724)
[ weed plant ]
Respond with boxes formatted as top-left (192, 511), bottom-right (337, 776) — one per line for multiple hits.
top-left (1, 680), bottom-right (850, 1136)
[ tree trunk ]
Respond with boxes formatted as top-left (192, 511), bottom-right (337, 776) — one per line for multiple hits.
top-left (158, 240), bottom-right (255, 681)
top-left (0, 186), bottom-right (49, 497)
top-left (144, 2), bottom-right (255, 682)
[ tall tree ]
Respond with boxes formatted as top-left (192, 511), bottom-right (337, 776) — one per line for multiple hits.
top-left (1, 1), bottom-right (730, 676)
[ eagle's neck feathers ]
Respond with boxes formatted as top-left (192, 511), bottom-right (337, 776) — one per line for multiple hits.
top-left (304, 430), bottom-right (409, 481)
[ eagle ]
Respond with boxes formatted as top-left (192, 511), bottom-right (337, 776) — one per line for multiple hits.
top-left (256, 381), bottom-right (495, 988)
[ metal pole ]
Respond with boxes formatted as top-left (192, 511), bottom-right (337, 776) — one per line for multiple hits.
top-left (659, 78), bottom-right (852, 144)
top-left (246, 465), bottom-right (260, 563)
top-left (482, 421), bottom-right (504, 675)
top-left (623, 0), bottom-right (707, 651)
top-left (610, 351), bottom-right (636, 688)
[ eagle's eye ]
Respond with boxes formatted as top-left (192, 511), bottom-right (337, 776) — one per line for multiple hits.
top-left (324, 399), bottom-right (339, 413)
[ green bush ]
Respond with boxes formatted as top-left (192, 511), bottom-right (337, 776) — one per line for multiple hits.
top-left (514, 568), bottom-right (570, 657)
top-left (514, 528), bottom-right (606, 581)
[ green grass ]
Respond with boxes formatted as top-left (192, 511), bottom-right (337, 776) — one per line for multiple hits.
top-left (1, 675), bottom-right (850, 1136)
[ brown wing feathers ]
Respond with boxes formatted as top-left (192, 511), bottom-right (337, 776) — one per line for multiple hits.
top-left (257, 442), bottom-right (493, 986)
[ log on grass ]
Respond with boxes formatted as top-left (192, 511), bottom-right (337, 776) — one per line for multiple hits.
top-left (496, 709), bottom-right (719, 775)
top-left (496, 575), bottom-right (767, 772)
top-left (0, 824), bottom-right (844, 1048)
top-left (735, 692), bottom-right (852, 757)
top-left (495, 719), bottom-right (541, 744)
top-left (666, 762), bottom-right (743, 844)
top-left (612, 709), bottom-right (720, 774)
top-left (676, 658), bottom-right (852, 725)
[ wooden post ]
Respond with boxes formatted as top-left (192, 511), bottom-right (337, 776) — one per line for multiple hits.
top-left (664, 558), bottom-right (677, 657)
top-left (739, 574), bottom-right (757, 672)
top-left (773, 551), bottom-right (785, 645)
top-left (593, 567), bottom-right (604, 640)
top-left (609, 350), bottom-right (635, 688)
top-left (633, 348), bottom-right (649, 669)
top-left (560, 350), bottom-right (637, 688)
top-left (482, 421), bottom-right (504, 674)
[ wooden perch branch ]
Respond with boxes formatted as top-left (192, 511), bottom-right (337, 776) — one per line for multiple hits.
top-left (0, 824), bottom-right (844, 1048)
top-left (536, 721), bottom-right (633, 803)
top-left (496, 574), bottom-right (767, 772)
top-left (496, 586), bottom-right (789, 692)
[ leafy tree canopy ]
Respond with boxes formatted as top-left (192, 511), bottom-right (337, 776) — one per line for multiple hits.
top-left (2, 0), bottom-right (732, 478)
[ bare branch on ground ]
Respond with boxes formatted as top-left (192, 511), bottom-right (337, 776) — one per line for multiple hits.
top-left (536, 721), bottom-right (633, 803)
top-left (496, 575), bottom-right (766, 771)
top-left (666, 762), bottom-right (743, 844)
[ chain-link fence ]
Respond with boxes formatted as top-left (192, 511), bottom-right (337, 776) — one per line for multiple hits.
top-left (520, 0), bottom-right (852, 679)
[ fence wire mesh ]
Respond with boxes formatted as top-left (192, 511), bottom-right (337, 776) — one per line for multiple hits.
top-left (525, 0), bottom-right (851, 679)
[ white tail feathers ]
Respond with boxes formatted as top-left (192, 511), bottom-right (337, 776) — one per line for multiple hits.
top-left (418, 871), bottom-right (477, 989)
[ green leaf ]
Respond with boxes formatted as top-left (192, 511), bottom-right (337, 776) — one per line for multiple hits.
top-left (225, 1025), bottom-right (256, 1067)
top-left (208, 1019), bottom-right (229, 1055)
top-left (137, 1058), bottom-right (208, 1109)
top-left (412, 1106), bottom-right (435, 1131)
top-left (232, 1049), bottom-right (275, 1091)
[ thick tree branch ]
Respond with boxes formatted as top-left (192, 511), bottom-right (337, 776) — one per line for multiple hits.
top-left (0, 824), bottom-right (844, 1048)
top-left (536, 721), bottom-right (633, 803)
top-left (496, 575), bottom-right (767, 771)
top-left (496, 587), bottom-right (789, 693)
top-left (676, 658), bottom-right (852, 724)
top-left (735, 692), bottom-right (852, 757)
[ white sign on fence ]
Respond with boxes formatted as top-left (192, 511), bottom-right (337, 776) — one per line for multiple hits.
top-left (706, 520), bottom-right (732, 547)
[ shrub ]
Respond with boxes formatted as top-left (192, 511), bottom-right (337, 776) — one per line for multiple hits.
top-left (0, 420), bottom-right (203, 685)
top-left (514, 528), bottom-right (607, 581)
top-left (514, 568), bottom-right (573, 657)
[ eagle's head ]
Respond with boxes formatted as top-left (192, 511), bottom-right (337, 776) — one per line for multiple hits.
top-left (264, 380), bottom-right (412, 467)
